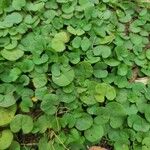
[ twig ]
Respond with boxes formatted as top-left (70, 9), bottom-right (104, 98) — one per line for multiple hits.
top-left (135, 77), bottom-right (149, 85)
top-left (52, 131), bottom-right (69, 150)
top-left (20, 143), bottom-right (38, 146)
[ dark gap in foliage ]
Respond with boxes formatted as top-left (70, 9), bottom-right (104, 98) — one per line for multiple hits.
top-left (16, 132), bottom-right (39, 149)
top-left (98, 137), bottom-right (113, 150)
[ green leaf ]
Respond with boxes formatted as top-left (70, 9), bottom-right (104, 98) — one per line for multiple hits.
top-left (4, 12), bottom-right (23, 27)
top-left (10, 114), bottom-right (33, 134)
top-left (33, 74), bottom-right (47, 88)
top-left (106, 85), bottom-right (116, 100)
top-left (114, 142), bottom-right (129, 150)
top-left (0, 130), bottom-right (13, 150)
top-left (93, 45), bottom-right (111, 58)
top-left (9, 68), bottom-right (21, 82)
top-left (52, 64), bottom-right (74, 87)
top-left (146, 49), bottom-right (150, 60)
top-left (41, 94), bottom-right (59, 115)
top-left (94, 108), bottom-right (109, 125)
top-left (0, 105), bottom-right (16, 126)
top-left (81, 37), bottom-right (91, 51)
top-left (142, 137), bottom-right (150, 147)
top-left (55, 31), bottom-right (70, 43)
top-left (34, 115), bottom-right (50, 133)
top-left (104, 59), bottom-right (120, 66)
top-left (1, 49), bottom-right (24, 61)
top-left (33, 54), bottom-right (49, 65)
top-left (84, 124), bottom-right (104, 142)
top-left (59, 91), bottom-right (76, 103)
top-left (9, 141), bottom-right (20, 150)
top-left (51, 39), bottom-right (66, 52)
top-left (19, 59), bottom-right (34, 72)
top-left (99, 34), bottom-right (115, 44)
top-left (0, 93), bottom-right (16, 107)
top-left (130, 33), bottom-right (143, 45)
top-left (12, 0), bottom-right (26, 10)
top-left (117, 64), bottom-right (128, 76)
top-left (20, 97), bottom-right (33, 113)
top-left (51, 31), bottom-right (70, 52)
top-left (128, 114), bottom-right (150, 132)
top-left (106, 102), bottom-right (126, 128)
top-left (26, 2), bottom-right (44, 11)
top-left (145, 105), bottom-right (150, 122)
top-left (72, 37), bottom-right (81, 48)
top-left (75, 61), bottom-right (93, 78)
top-left (75, 114), bottom-right (93, 131)
top-left (38, 137), bottom-right (51, 150)
top-left (0, 0), bottom-right (8, 11)
top-left (67, 26), bottom-right (85, 35)
top-left (93, 62), bottom-right (108, 78)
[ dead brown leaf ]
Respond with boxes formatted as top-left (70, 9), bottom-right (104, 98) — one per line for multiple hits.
top-left (89, 146), bottom-right (107, 150)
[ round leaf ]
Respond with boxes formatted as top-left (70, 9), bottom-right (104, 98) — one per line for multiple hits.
top-left (84, 124), bottom-right (104, 142)
top-left (75, 114), bottom-right (93, 131)
top-left (51, 39), bottom-right (65, 52)
top-left (52, 64), bottom-right (74, 87)
top-left (0, 93), bottom-right (16, 107)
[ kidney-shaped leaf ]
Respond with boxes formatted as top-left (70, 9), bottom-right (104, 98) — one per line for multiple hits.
top-left (52, 64), bottom-right (75, 87)
top-left (1, 49), bottom-right (24, 61)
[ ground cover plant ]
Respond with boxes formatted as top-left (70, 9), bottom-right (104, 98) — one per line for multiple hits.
top-left (0, 0), bottom-right (150, 149)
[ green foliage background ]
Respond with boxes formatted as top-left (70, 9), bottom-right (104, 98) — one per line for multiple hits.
top-left (0, 0), bottom-right (150, 150)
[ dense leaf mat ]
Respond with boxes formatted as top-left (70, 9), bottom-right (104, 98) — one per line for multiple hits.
top-left (0, 0), bottom-right (150, 150)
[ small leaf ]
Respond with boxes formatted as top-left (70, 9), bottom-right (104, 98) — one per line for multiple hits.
top-left (0, 93), bottom-right (16, 107)
top-left (75, 61), bottom-right (93, 78)
top-left (72, 37), bottom-right (81, 48)
top-left (146, 49), bottom-right (150, 60)
top-left (130, 33), bottom-right (142, 45)
top-left (75, 114), bottom-right (93, 131)
top-left (0, 105), bottom-right (16, 126)
top-left (114, 142), bottom-right (129, 150)
top-left (93, 45), bottom-right (111, 58)
top-left (52, 64), bottom-right (74, 87)
top-left (33, 74), bottom-right (47, 88)
top-left (81, 37), bottom-right (91, 51)
top-left (41, 94), bottom-right (59, 115)
top-left (84, 124), bottom-right (104, 142)
top-left (117, 64), bottom-right (128, 76)
top-left (128, 114), bottom-right (150, 132)
top-left (1, 48), bottom-right (24, 61)
top-left (51, 39), bottom-right (65, 52)
top-left (12, 0), bottom-right (26, 10)
top-left (104, 59), bottom-right (120, 66)
top-left (9, 141), bottom-right (20, 150)
top-left (99, 34), bottom-right (115, 44)
top-left (106, 85), bottom-right (116, 101)
top-left (4, 12), bottom-right (23, 26)
top-left (54, 31), bottom-right (70, 43)
top-left (10, 114), bottom-right (33, 134)
top-left (19, 59), bottom-right (34, 73)
top-left (0, 130), bottom-right (13, 150)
